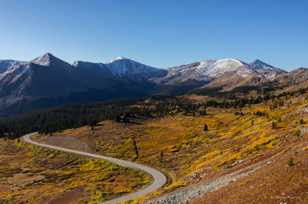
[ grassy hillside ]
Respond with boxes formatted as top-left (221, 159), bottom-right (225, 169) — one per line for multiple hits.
top-left (0, 139), bottom-right (151, 203)
top-left (35, 91), bottom-right (308, 201)
top-left (191, 137), bottom-right (308, 204)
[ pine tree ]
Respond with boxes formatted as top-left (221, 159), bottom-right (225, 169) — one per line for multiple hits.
top-left (272, 121), bottom-right (277, 129)
top-left (131, 137), bottom-right (139, 160)
top-left (204, 124), bottom-right (208, 131)
top-left (88, 117), bottom-right (98, 134)
top-left (160, 150), bottom-right (164, 163)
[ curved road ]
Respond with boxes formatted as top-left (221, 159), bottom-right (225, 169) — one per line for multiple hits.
top-left (22, 133), bottom-right (167, 204)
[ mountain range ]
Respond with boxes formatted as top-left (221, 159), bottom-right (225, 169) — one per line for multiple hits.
top-left (0, 53), bottom-right (307, 116)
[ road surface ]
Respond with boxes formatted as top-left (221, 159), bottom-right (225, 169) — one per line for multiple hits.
top-left (23, 133), bottom-right (167, 204)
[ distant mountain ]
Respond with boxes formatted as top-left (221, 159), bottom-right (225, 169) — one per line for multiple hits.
top-left (0, 60), bottom-right (23, 73)
top-left (155, 58), bottom-right (287, 91)
top-left (276, 67), bottom-right (308, 85)
top-left (249, 59), bottom-right (278, 70)
top-left (105, 57), bottom-right (167, 80)
top-left (72, 60), bottom-right (116, 89)
top-left (0, 53), bottom-right (306, 116)
top-left (0, 53), bottom-right (165, 116)
top-left (249, 59), bottom-right (286, 80)
top-left (0, 53), bottom-right (84, 98)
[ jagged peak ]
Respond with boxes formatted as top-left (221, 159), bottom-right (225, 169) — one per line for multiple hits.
top-left (31, 52), bottom-right (69, 67)
top-left (253, 59), bottom-right (266, 63)
top-left (249, 59), bottom-right (287, 73)
top-left (250, 59), bottom-right (274, 68)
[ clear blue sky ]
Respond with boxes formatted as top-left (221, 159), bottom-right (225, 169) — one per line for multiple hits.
top-left (0, 0), bottom-right (307, 70)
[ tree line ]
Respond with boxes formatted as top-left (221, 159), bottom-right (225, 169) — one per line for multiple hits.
top-left (0, 86), bottom-right (306, 139)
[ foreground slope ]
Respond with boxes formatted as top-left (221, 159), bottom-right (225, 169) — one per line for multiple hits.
top-left (0, 137), bottom-right (151, 203)
top-left (191, 138), bottom-right (308, 204)
top-left (32, 89), bottom-right (308, 203)
top-left (23, 133), bottom-right (166, 204)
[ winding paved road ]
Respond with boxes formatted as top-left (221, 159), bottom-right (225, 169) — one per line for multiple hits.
top-left (22, 133), bottom-right (167, 204)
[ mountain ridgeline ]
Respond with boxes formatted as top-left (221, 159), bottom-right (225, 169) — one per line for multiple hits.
top-left (0, 53), bottom-right (307, 116)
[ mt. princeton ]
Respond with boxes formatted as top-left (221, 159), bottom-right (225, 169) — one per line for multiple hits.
top-left (0, 53), bottom-right (306, 116)
top-left (155, 58), bottom-right (287, 90)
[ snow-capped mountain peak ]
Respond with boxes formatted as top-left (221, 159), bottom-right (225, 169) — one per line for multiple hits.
top-left (31, 53), bottom-right (70, 68)
top-left (159, 57), bottom-right (288, 86)
top-left (105, 57), bottom-right (166, 79)
top-left (212, 58), bottom-right (246, 69)
top-left (110, 56), bottom-right (128, 62)
top-left (204, 58), bottom-right (252, 78)
top-left (216, 58), bottom-right (244, 64)
top-left (31, 53), bottom-right (55, 66)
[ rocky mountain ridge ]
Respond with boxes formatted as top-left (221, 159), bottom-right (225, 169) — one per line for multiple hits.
top-left (0, 53), bottom-right (306, 116)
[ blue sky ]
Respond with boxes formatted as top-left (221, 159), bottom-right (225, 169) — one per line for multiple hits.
top-left (0, 0), bottom-right (307, 70)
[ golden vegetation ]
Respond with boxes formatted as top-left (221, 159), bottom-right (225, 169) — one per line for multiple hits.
top-left (46, 92), bottom-right (308, 200)
top-left (0, 139), bottom-right (151, 203)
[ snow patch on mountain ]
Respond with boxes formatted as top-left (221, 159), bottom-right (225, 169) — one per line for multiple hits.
top-left (0, 60), bottom-right (23, 73)
top-left (105, 57), bottom-right (166, 79)
top-left (31, 53), bottom-right (55, 66)
top-left (206, 58), bottom-right (251, 77)
top-left (158, 57), bottom-right (286, 85)
top-left (31, 53), bottom-right (72, 69)
top-left (0, 62), bottom-right (29, 81)
top-left (0, 62), bottom-right (30, 90)
top-left (110, 56), bottom-right (128, 63)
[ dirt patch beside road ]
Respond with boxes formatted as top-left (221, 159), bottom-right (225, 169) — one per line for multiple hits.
top-left (43, 188), bottom-right (87, 204)
top-left (36, 135), bottom-right (92, 152)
